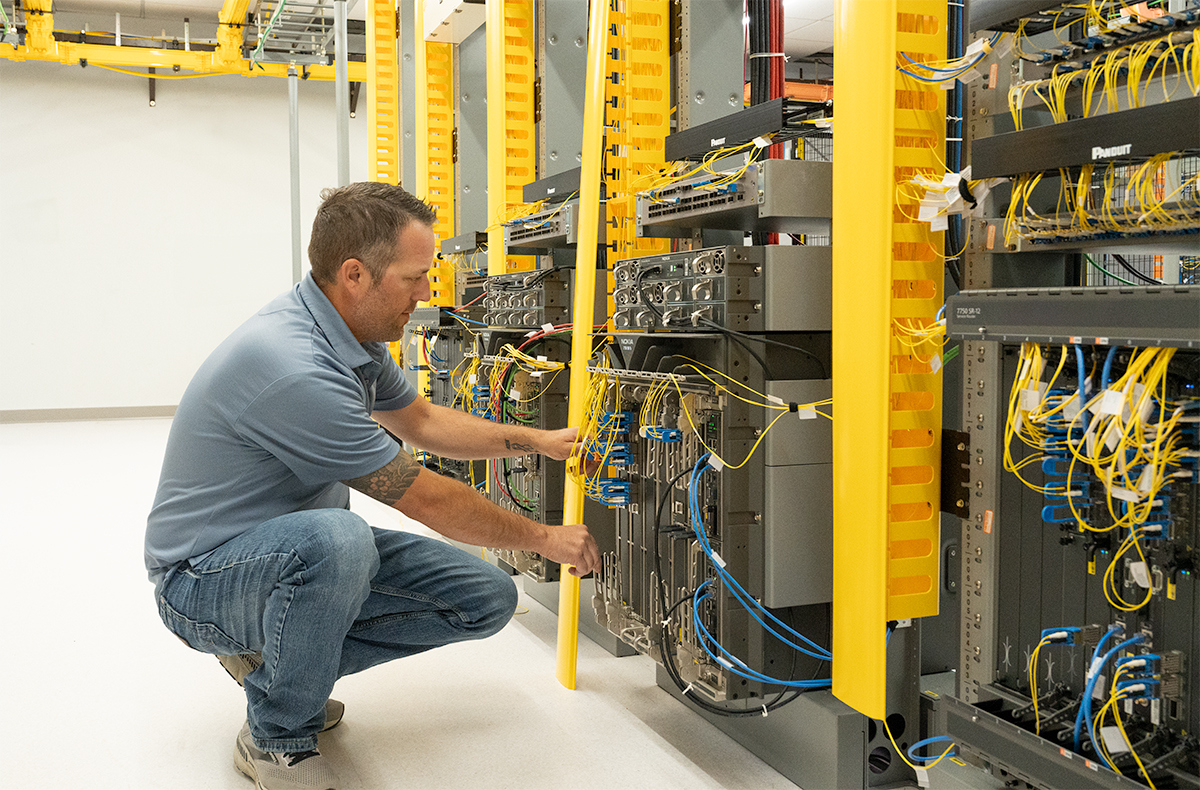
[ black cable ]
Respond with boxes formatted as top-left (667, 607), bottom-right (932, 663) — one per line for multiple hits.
top-left (635, 265), bottom-right (664, 323)
top-left (694, 317), bottom-right (829, 379)
top-left (1112, 253), bottom-right (1161, 285)
top-left (714, 327), bottom-right (777, 381)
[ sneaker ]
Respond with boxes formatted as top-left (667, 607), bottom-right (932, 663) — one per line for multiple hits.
top-left (234, 721), bottom-right (339, 790)
top-left (218, 654), bottom-right (345, 733)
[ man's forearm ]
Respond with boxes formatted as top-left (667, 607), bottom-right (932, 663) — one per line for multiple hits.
top-left (376, 403), bottom-right (547, 461)
top-left (345, 451), bottom-right (545, 550)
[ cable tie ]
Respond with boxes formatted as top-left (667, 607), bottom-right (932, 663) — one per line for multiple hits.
top-left (748, 51), bottom-right (787, 59)
top-left (683, 683), bottom-right (694, 696)
top-left (788, 401), bottom-right (798, 412)
top-left (761, 705), bottom-right (769, 718)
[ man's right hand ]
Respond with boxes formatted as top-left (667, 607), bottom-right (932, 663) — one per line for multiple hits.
top-left (541, 523), bottom-right (600, 577)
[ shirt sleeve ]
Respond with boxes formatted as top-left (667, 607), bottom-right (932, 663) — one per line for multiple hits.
top-left (373, 349), bottom-right (418, 411)
top-left (234, 369), bottom-right (400, 486)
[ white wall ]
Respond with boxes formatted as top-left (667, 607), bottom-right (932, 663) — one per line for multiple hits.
top-left (0, 59), bottom-right (369, 411)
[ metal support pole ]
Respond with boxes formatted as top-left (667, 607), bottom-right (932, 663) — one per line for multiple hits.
top-left (334, 0), bottom-right (350, 186)
top-left (289, 65), bottom-right (303, 284)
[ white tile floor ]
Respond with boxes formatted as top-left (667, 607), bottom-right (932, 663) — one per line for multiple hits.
top-left (0, 418), bottom-right (802, 790)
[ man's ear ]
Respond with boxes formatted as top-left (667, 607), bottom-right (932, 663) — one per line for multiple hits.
top-left (338, 258), bottom-right (371, 292)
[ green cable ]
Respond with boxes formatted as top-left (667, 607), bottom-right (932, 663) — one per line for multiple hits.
top-left (0, 1), bottom-right (11, 34)
top-left (1084, 254), bottom-right (1138, 286)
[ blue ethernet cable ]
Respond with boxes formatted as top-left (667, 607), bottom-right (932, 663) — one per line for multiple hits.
top-left (687, 455), bottom-right (832, 661)
top-left (908, 736), bottom-right (956, 764)
top-left (688, 458), bottom-right (831, 659)
top-left (1100, 345), bottom-right (1118, 391)
top-left (1076, 633), bottom-right (1146, 758)
top-left (691, 582), bottom-right (832, 689)
top-left (1073, 624), bottom-right (1123, 750)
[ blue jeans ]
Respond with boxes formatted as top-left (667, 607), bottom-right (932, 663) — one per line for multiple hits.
top-left (155, 509), bottom-right (518, 752)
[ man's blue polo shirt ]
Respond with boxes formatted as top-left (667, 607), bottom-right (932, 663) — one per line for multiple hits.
top-left (144, 273), bottom-right (416, 579)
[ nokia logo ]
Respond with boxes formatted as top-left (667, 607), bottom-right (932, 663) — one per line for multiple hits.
top-left (1092, 143), bottom-right (1132, 160)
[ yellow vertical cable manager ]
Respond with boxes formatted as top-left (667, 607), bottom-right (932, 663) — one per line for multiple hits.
top-left (367, 0), bottom-right (400, 187)
top-left (413, 0), bottom-right (455, 307)
top-left (831, 0), bottom-right (944, 720)
top-left (555, 0), bottom-right (611, 691)
top-left (486, 0), bottom-right (536, 276)
top-left (604, 0), bottom-right (670, 319)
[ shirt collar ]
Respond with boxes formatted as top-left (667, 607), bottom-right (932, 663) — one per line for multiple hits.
top-left (297, 273), bottom-right (374, 369)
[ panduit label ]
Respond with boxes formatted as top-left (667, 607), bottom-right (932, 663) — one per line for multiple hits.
top-left (1091, 143), bottom-right (1132, 160)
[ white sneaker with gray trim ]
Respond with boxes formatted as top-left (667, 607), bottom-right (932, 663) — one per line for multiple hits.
top-left (234, 721), bottom-right (340, 790)
top-left (218, 654), bottom-right (345, 732)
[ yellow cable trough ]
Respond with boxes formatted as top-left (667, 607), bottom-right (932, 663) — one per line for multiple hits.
top-left (554, 0), bottom-right (609, 690)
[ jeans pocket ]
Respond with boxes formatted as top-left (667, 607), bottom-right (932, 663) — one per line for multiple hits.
top-left (158, 596), bottom-right (247, 656)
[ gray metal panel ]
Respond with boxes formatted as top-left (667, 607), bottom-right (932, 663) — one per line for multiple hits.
top-left (759, 158), bottom-right (834, 224)
top-left (763, 463), bottom-right (832, 608)
top-left (763, 245), bottom-right (832, 332)
top-left (763, 379), bottom-right (832, 466)
top-left (680, 0), bottom-right (747, 128)
top-left (941, 694), bottom-right (1150, 789)
top-left (541, 0), bottom-right (588, 176)
top-left (400, 0), bottom-right (417, 192)
top-left (456, 25), bottom-right (489, 233)
top-left (656, 672), bottom-right (867, 790)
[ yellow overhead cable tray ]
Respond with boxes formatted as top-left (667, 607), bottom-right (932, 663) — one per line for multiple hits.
top-left (1, 0), bottom-right (368, 80)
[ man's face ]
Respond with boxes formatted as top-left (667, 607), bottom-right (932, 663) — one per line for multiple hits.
top-left (353, 222), bottom-right (435, 343)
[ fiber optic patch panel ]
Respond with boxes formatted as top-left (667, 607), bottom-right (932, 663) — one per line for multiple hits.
top-left (468, 329), bottom-right (614, 583)
top-left (503, 198), bottom-right (607, 252)
top-left (610, 244), bottom-right (831, 332)
top-left (634, 159), bottom-right (832, 237)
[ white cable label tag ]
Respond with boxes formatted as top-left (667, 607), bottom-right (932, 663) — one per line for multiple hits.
top-left (930, 212), bottom-right (949, 232)
top-left (929, 354), bottom-right (942, 374)
top-left (1087, 658), bottom-right (1104, 681)
top-left (708, 456), bottom-right (725, 472)
top-left (468, 374), bottom-right (477, 385)
top-left (1102, 423), bottom-right (1120, 453)
top-left (536, 355), bottom-right (548, 362)
top-left (964, 36), bottom-right (990, 59)
top-left (1098, 389), bottom-right (1124, 415)
top-left (711, 551), bottom-right (727, 568)
top-left (1092, 673), bottom-right (1106, 698)
top-left (1063, 391), bottom-right (1083, 422)
top-left (796, 406), bottom-right (818, 420)
top-left (524, 330), bottom-right (538, 338)
top-left (1020, 387), bottom-right (1044, 411)
top-left (1137, 466), bottom-right (1154, 494)
top-left (752, 135), bottom-right (772, 148)
top-left (915, 767), bottom-right (931, 788)
top-left (509, 389), bottom-right (522, 401)
top-left (540, 323), bottom-right (555, 334)
top-left (767, 395), bottom-right (785, 406)
top-left (530, 371), bottom-right (543, 378)
top-left (1130, 561), bottom-right (1151, 589)
top-left (1109, 486), bottom-right (1142, 503)
top-left (1100, 726), bottom-right (1130, 754)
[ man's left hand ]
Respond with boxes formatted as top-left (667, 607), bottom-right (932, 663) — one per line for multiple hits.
top-left (540, 426), bottom-right (582, 461)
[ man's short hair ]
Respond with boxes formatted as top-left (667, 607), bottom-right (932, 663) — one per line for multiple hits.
top-left (308, 182), bottom-right (437, 286)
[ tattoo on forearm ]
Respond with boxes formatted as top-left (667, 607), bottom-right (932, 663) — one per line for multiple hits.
top-left (504, 439), bottom-right (534, 452)
top-left (343, 452), bottom-right (421, 504)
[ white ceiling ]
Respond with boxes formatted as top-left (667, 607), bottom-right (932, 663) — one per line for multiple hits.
top-left (44, 1), bottom-right (835, 55)
top-left (782, 0), bottom-right (834, 58)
